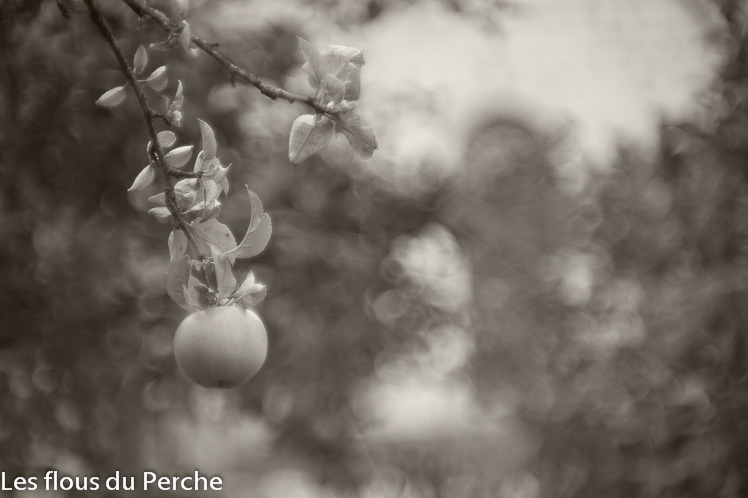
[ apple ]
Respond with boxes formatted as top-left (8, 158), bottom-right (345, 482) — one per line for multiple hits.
top-left (174, 305), bottom-right (267, 388)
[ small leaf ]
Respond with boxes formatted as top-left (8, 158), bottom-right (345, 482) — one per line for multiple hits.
top-left (220, 177), bottom-right (229, 196)
top-left (157, 130), bottom-right (177, 149)
top-left (187, 179), bottom-right (222, 214)
top-left (168, 230), bottom-right (188, 262)
top-left (192, 150), bottom-right (205, 174)
top-left (148, 192), bottom-right (166, 206)
top-left (210, 244), bottom-right (236, 300)
top-left (180, 22), bottom-right (193, 56)
top-left (225, 186), bottom-right (272, 260)
top-left (167, 254), bottom-right (191, 311)
top-left (190, 218), bottom-right (237, 262)
top-left (148, 207), bottom-right (172, 223)
top-left (172, 80), bottom-right (185, 110)
top-left (189, 281), bottom-right (214, 309)
top-left (231, 271), bottom-right (267, 305)
top-left (146, 66), bottom-right (168, 92)
top-left (198, 119), bottom-right (217, 160)
top-left (171, 110), bottom-right (184, 127)
top-left (96, 85), bottom-right (126, 107)
top-left (128, 164), bottom-right (155, 191)
top-left (322, 44), bottom-right (365, 67)
top-left (288, 114), bottom-right (334, 163)
top-left (133, 45), bottom-right (148, 75)
top-left (338, 62), bottom-right (361, 101)
top-left (174, 178), bottom-right (198, 211)
top-left (298, 37), bottom-right (327, 88)
top-left (321, 45), bottom-right (363, 100)
top-left (336, 111), bottom-right (378, 159)
top-left (164, 145), bottom-right (194, 168)
top-left (321, 74), bottom-right (345, 104)
top-left (197, 202), bottom-right (220, 223)
top-left (246, 186), bottom-right (265, 231)
top-left (238, 286), bottom-right (267, 308)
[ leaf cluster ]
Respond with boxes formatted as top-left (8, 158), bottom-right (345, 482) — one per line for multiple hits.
top-left (289, 38), bottom-right (378, 163)
top-left (154, 121), bottom-right (272, 312)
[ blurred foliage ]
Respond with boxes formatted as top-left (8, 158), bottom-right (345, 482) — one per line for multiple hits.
top-left (3, 1), bottom-right (748, 498)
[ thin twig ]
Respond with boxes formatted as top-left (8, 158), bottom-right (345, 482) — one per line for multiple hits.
top-left (83, 0), bottom-right (204, 257)
top-left (120, 0), bottom-right (334, 117)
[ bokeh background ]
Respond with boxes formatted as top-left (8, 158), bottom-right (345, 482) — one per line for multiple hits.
top-left (2, 0), bottom-right (748, 496)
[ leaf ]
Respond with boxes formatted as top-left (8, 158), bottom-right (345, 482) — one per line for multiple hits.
top-left (336, 110), bottom-right (378, 159)
top-left (246, 186), bottom-right (265, 231)
top-left (321, 45), bottom-right (363, 100)
top-left (168, 230), bottom-right (188, 262)
top-left (238, 287), bottom-right (267, 309)
top-left (171, 110), bottom-right (184, 128)
top-left (167, 254), bottom-right (191, 311)
top-left (172, 80), bottom-right (185, 110)
top-left (210, 244), bottom-right (236, 300)
top-left (164, 145), bottom-right (194, 168)
top-left (174, 178), bottom-right (198, 211)
top-left (231, 271), bottom-right (267, 307)
top-left (288, 114), bottom-right (334, 163)
top-left (187, 179), bottom-right (222, 214)
top-left (298, 37), bottom-right (327, 88)
top-left (180, 22), bottom-right (193, 56)
top-left (197, 202), bottom-right (220, 223)
top-left (133, 45), bottom-right (148, 75)
top-left (189, 218), bottom-right (237, 262)
top-left (225, 186), bottom-right (272, 259)
top-left (239, 288), bottom-right (267, 308)
top-left (321, 74), bottom-right (345, 104)
top-left (96, 85), bottom-right (126, 107)
top-left (128, 164), bottom-right (155, 191)
top-left (157, 130), bottom-right (177, 149)
top-left (322, 44), bottom-right (365, 67)
top-left (192, 150), bottom-right (205, 173)
top-left (148, 192), bottom-right (166, 206)
top-left (189, 281), bottom-right (214, 310)
top-left (148, 207), bottom-right (172, 223)
top-left (146, 66), bottom-right (168, 92)
top-left (338, 62), bottom-right (361, 101)
top-left (198, 119), bottom-right (217, 160)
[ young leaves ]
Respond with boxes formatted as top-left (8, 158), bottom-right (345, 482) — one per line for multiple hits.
top-left (230, 271), bottom-right (267, 308)
top-left (96, 86), bottom-right (127, 107)
top-left (225, 186), bottom-right (272, 260)
top-left (289, 115), bottom-right (334, 163)
top-left (293, 38), bottom-right (378, 162)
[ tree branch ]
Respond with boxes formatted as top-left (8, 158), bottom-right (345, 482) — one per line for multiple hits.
top-left (83, 0), bottom-right (204, 257)
top-left (119, 0), bottom-right (334, 116)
